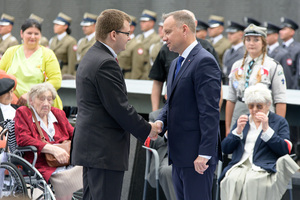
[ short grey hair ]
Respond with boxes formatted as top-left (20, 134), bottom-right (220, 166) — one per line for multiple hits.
top-left (244, 83), bottom-right (272, 105)
top-left (27, 82), bottom-right (57, 106)
top-left (162, 10), bottom-right (196, 33)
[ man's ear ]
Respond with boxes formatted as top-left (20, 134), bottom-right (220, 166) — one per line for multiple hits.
top-left (109, 30), bottom-right (117, 41)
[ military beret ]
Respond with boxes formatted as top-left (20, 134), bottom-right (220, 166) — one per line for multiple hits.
top-left (53, 12), bottom-right (72, 26)
top-left (0, 78), bottom-right (15, 96)
top-left (226, 21), bottom-right (245, 32)
top-left (140, 9), bottom-right (157, 22)
top-left (129, 15), bottom-right (137, 26)
top-left (0, 13), bottom-right (15, 26)
top-left (208, 15), bottom-right (224, 28)
top-left (196, 20), bottom-right (209, 31)
top-left (280, 17), bottom-right (298, 30)
top-left (80, 12), bottom-right (97, 26)
top-left (263, 22), bottom-right (281, 34)
top-left (244, 17), bottom-right (261, 26)
top-left (29, 13), bottom-right (44, 24)
top-left (244, 23), bottom-right (267, 38)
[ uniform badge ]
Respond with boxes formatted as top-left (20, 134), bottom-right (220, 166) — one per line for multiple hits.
top-left (278, 71), bottom-right (283, 76)
top-left (233, 81), bottom-right (239, 89)
top-left (137, 48), bottom-right (144, 55)
top-left (286, 58), bottom-right (293, 66)
top-left (73, 45), bottom-right (78, 51)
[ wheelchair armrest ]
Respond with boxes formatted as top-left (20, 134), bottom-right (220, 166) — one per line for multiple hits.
top-left (142, 146), bottom-right (160, 181)
top-left (16, 146), bottom-right (37, 153)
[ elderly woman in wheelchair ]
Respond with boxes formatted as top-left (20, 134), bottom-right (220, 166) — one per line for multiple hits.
top-left (14, 82), bottom-right (82, 200)
top-left (220, 83), bottom-right (299, 200)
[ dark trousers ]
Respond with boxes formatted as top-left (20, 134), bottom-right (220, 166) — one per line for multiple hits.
top-left (83, 167), bottom-right (124, 200)
top-left (172, 164), bottom-right (216, 200)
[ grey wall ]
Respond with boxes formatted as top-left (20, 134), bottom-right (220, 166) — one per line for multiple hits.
top-left (1, 0), bottom-right (300, 42)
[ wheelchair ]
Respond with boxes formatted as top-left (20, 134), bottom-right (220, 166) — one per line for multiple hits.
top-left (0, 120), bottom-right (82, 199)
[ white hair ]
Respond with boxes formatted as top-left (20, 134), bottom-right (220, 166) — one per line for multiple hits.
top-left (244, 83), bottom-right (272, 105)
top-left (27, 82), bottom-right (57, 106)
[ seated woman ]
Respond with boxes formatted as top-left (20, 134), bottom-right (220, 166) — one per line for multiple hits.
top-left (220, 83), bottom-right (299, 200)
top-left (14, 82), bottom-right (82, 200)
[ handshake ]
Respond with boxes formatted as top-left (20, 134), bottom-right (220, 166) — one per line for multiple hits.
top-left (148, 121), bottom-right (163, 140)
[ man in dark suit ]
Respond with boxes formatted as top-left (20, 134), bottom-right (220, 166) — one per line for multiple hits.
top-left (155, 10), bottom-right (222, 200)
top-left (71, 9), bottom-right (159, 200)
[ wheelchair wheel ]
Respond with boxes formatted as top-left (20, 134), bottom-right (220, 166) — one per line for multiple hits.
top-left (0, 161), bottom-right (28, 198)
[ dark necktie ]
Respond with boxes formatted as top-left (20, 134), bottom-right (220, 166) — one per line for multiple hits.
top-left (282, 44), bottom-right (286, 48)
top-left (244, 60), bottom-right (255, 88)
top-left (174, 56), bottom-right (184, 79)
top-left (230, 48), bottom-right (234, 54)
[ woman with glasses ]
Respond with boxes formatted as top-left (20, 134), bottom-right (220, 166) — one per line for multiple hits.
top-left (225, 24), bottom-right (287, 136)
top-left (14, 82), bottom-right (82, 200)
top-left (220, 83), bottom-right (299, 200)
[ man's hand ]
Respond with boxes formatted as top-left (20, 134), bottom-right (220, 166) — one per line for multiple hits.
top-left (149, 121), bottom-right (162, 140)
top-left (194, 156), bottom-right (209, 174)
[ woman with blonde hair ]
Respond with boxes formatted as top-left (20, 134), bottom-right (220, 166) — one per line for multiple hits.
top-left (225, 24), bottom-right (287, 136)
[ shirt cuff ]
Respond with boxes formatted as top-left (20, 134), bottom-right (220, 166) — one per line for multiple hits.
top-left (199, 155), bottom-right (211, 160)
top-left (260, 127), bottom-right (274, 142)
top-left (232, 128), bottom-right (243, 139)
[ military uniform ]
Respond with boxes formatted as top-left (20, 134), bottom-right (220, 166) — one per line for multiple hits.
top-left (149, 40), bottom-right (163, 66)
top-left (0, 14), bottom-right (18, 57)
top-left (118, 36), bottom-right (145, 79)
top-left (50, 13), bottom-right (77, 76)
top-left (40, 37), bottom-right (49, 47)
top-left (76, 13), bottom-right (97, 64)
top-left (136, 9), bottom-right (161, 80)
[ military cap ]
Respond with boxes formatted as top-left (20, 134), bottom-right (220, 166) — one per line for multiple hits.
top-left (196, 20), bottom-right (209, 31)
top-left (140, 9), bottom-right (157, 22)
top-left (263, 22), bottom-right (281, 34)
top-left (158, 21), bottom-right (163, 26)
top-left (208, 15), bottom-right (224, 28)
top-left (29, 13), bottom-right (44, 24)
top-left (53, 12), bottom-right (72, 26)
top-left (244, 23), bottom-right (267, 38)
top-left (244, 17), bottom-right (261, 26)
top-left (129, 15), bottom-right (137, 26)
top-left (226, 21), bottom-right (245, 33)
top-left (0, 13), bottom-right (15, 26)
top-left (280, 17), bottom-right (298, 30)
top-left (0, 78), bottom-right (15, 96)
top-left (80, 12), bottom-right (97, 26)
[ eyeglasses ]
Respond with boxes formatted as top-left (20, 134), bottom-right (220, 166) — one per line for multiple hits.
top-left (38, 95), bottom-right (53, 103)
top-left (115, 30), bottom-right (130, 37)
top-left (248, 103), bottom-right (264, 110)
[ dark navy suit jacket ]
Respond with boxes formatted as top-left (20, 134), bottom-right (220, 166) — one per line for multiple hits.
top-left (157, 42), bottom-right (222, 167)
top-left (220, 112), bottom-right (290, 181)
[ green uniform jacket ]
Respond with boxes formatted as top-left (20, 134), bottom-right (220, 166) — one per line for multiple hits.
top-left (49, 34), bottom-right (77, 75)
top-left (136, 32), bottom-right (160, 80)
top-left (76, 36), bottom-right (96, 64)
top-left (118, 37), bottom-right (145, 79)
top-left (212, 37), bottom-right (231, 69)
top-left (0, 35), bottom-right (19, 56)
top-left (149, 40), bottom-right (163, 67)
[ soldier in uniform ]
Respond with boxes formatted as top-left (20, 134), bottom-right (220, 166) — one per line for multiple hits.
top-left (244, 17), bottom-right (261, 26)
top-left (117, 15), bottom-right (145, 79)
top-left (49, 12), bottom-right (77, 77)
top-left (76, 12), bottom-right (97, 66)
top-left (135, 9), bottom-right (160, 80)
top-left (208, 15), bottom-right (231, 69)
top-left (149, 21), bottom-right (164, 67)
top-left (225, 24), bottom-right (286, 135)
top-left (222, 21), bottom-right (245, 85)
top-left (264, 22), bottom-right (294, 89)
top-left (0, 13), bottom-right (18, 58)
top-left (279, 17), bottom-right (300, 89)
top-left (196, 20), bottom-right (209, 40)
top-left (28, 14), bottom-right (49, 47)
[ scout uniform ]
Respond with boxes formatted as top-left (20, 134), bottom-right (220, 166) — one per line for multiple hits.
top-left (135, 9), bottom-right (160, 80)
top-left (223, 21), bottom-right (245, 84)
top-left (28, 13), bottom-right (49, 47)
top-left (0, 14), bottom-right (18, 57)
top-left (117, 15), bottom-right (145, 79)
top-left (49, 12), bottom-right (77, 76)
top-left (228, 24), bottom-right (286, 127)
top-left (280, 17), bottom-right (300, 89)
top-left (264, 22), bottom-right (294, 89)
top-left (208, 15), bottom-right (231, 68)
top-left (76, 12), bottom-right (97, 64)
